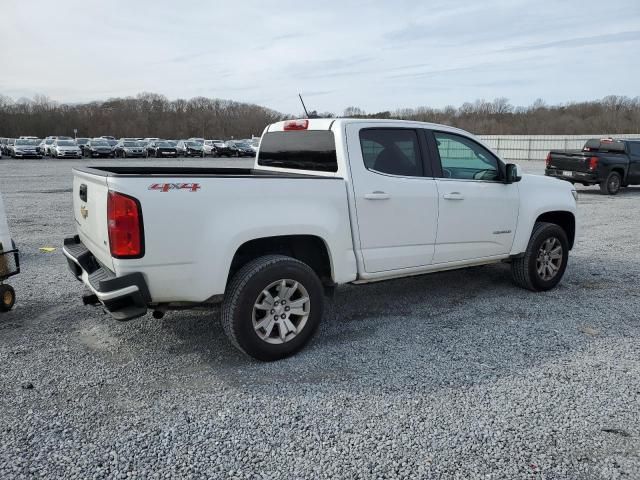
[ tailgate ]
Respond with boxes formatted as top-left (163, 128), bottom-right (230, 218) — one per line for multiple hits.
top-left (548, 152), bottom-right (591, 172)
top-left (72, 170), bottom-right (113, 270)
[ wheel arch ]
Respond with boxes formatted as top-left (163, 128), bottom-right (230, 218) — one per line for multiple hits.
top-left (226, 235), bottom-right (334, 290)
top-left (609, 166), bottom-right (626, 180)
top-left (535, 211), bottom-right (575, 249)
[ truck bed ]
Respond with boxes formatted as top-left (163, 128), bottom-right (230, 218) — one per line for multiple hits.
top-left (547, 151), bottom-right (594, 172)
top-left (76, 166), bottom-right (336, 179)
top-left (70, 165), bottom-right (356, 304)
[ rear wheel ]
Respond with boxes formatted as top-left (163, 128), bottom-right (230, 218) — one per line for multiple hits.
top-left (511, 222), bottom-right (569, 292)
top-left (600, 171), bottom-right (621, 195)
top-left (221, 255), bottom-right (324, 361)
top-left (0, 285), bottom-right (16, 312)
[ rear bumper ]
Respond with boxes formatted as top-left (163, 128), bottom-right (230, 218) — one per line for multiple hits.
top-left (62, 235), bottom-right (150, 321)
top-left (545, 168), bottom-right (598, 183)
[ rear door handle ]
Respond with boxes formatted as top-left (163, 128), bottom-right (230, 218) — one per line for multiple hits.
top-left (443, 192), bottom-right (464, 200)
top-left (364, 191), bottom-right (390, 200)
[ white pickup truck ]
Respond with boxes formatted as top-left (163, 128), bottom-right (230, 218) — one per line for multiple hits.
top-left (63, 119), bottom-right (578, 360)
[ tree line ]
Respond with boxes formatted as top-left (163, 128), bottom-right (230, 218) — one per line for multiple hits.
top-left (340, 96), bottom-right (640, 135)
top-left (0, 93), bottom-right (284, 140)
top-left (1, 93), bottom-right (639, 139)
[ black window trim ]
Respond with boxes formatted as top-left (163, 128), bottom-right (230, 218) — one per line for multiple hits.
top-left (426, 129), bottom-right (506, 182)
top-left (358, 127), bottom-right (434, 179)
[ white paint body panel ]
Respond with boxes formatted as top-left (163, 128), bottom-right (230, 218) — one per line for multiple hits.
top-left (509, 173), bottom-right (578, 255)
top-left (105, 175), bottom-right (357, 303)
top-left (71, 119), bottom-right (577, 304)
top-left (433, 179), bottom-right (519, 264)
top-left (345, 122), bottom-right (439, 272)
top-left (72, 171), bottom-right (113, 270)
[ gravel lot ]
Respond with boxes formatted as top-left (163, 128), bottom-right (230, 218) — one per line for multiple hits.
top-left (0, 158), bottom-right (639, 479)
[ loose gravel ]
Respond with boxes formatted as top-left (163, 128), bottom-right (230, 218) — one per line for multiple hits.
top-left (0, 158), bottom-right (638, 479)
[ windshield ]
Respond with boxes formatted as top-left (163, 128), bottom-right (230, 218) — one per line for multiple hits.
top-left (186, 141), bottom-right (200, 147)
top-left (123, 141), bottom-right (142, 147)
top-left (92, 140), bottom-right (109, 146)
top-left (57, 140), bottom-right (75, 146)
top-left (236, 143), bottom-right (250, 148)
top-left (156, 141), bottom-right (171, 147)
top-left (15, 139), bottom-right (35, 145)
top-left (76, 138), bottom-right (89, 144)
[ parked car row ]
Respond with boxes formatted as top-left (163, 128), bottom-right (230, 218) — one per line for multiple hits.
top-left (0, 136), bottom-right (259, 159)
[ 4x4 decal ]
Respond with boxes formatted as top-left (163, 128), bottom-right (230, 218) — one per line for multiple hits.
top-left (148, 183), bottom-right (201, 192)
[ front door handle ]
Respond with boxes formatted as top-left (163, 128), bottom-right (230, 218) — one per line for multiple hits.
top-left (443, 192), bottom-right (464, 200)
top-left (364, 191), bottom-right (390, 200)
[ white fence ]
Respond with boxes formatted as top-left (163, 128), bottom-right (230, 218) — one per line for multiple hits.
top-left (477, 134), bottom-right (640, 161)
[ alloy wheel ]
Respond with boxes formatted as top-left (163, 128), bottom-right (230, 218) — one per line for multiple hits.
top-left (536, 237), bottom-right (563, 281)
top-left (252, 279), bottom-right (310, 345)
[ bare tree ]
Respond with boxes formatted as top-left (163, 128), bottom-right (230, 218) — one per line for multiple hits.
top-left (1, 94), bottom-right (639, 138)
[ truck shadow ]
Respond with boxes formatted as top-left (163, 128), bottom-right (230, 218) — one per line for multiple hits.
top-left (575, 185), bottom-right (640, 196)
top-left (156, 253), bottom-right (639, 393)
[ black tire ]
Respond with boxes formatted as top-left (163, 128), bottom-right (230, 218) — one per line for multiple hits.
top-left (511, 222), bottom-right (569, 292)
top-left (222, 255), bottom-right (324, 361)
top-left (600, 171), bottom-right (621, 195)
top-left (0, 284), bottom-right (16, 312)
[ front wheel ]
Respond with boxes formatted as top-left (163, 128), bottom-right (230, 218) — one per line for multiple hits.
top-left (511, 222), bottom-right (569, 291)
top-left (221, 255), bottom-right (324, 361)
top-left (0, 284), bottom-right (16, 312)
top-left (600, 171), bottom-right (621, 195)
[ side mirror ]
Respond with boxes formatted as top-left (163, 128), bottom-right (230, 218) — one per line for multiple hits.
top-left (505, 163), bottom-right (522, 184)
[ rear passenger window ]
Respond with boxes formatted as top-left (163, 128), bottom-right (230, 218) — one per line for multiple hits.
top-left (630, 143), bottom-right (640, 156)
top-left (359, 129), bottom-right (422, 177)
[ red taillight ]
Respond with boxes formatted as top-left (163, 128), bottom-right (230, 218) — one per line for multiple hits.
top-left (588, 156), bottom-right (599, 171)
top-left (107, 191), bottom-right (144, 258)
top-left (283, 119), bottom-right (309, 131)
top-left (545, 153), bottom-right (551, 167)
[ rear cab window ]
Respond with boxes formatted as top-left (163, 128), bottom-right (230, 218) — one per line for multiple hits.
top-left (258, 131), bottom-right (338, 173)
top-left (583, 139), bottom-right (627, 153)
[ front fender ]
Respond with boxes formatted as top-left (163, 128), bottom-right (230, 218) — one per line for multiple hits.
top-left (510, 174), bottom-right (577, 255)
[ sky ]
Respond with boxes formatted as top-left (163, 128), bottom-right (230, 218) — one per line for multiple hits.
top-left (1, 0), bottom-right (639, 114)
